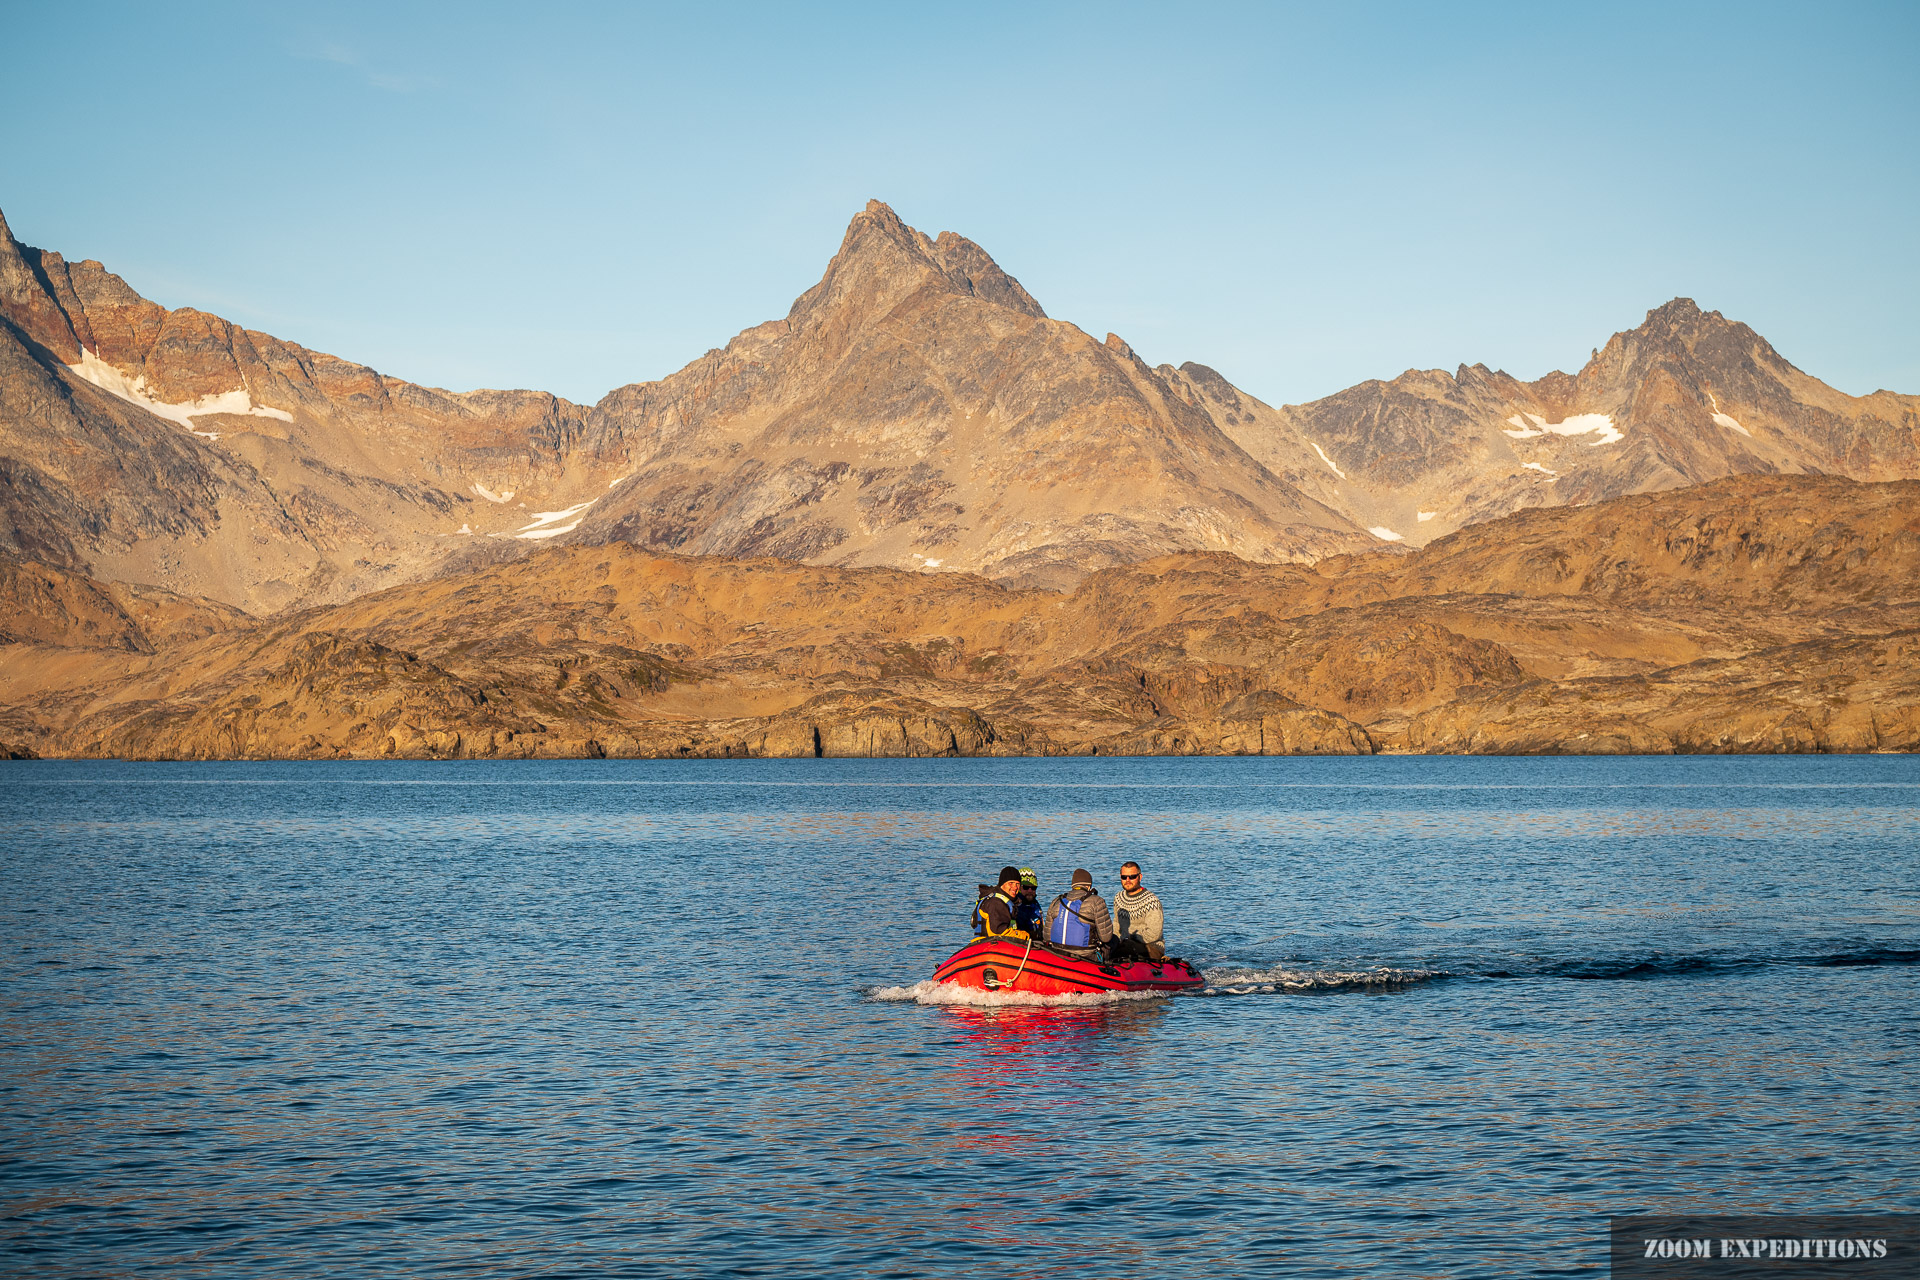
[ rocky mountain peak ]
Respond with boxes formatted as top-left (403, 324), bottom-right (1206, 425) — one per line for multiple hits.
top-left (783, 200), bottom-right (949, 330)
top-left (1177, 362), bottom-right (1242, 407)
top-left (1577, 296), bottom-right (1792, 393)
top-left (0, 207), bottom-right (83, 361)
top-left (786, 201), bottom-right (1048, 332)
top-left (1621, 297), bottom-right (1767, 355)
top-left (571, 200), bottom-right (1373, 586)
top-left (1645, 296), bottom-right (1705, 324)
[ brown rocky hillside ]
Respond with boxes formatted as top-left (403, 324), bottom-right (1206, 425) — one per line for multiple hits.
top-left (0, 208), bottom-right (594, 613)
top-left (2, 475), bottom-right (1913, 760)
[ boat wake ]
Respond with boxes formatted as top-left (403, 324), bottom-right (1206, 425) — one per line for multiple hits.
top-left (1200, 964), bottom-right (1448, 995)
top-left (874, 947), bottom-right (1918, 1007)
top-left (870, 979), bottom-right (1168, 1008)
top-left (1505, 946), bottom-right (1920, 980)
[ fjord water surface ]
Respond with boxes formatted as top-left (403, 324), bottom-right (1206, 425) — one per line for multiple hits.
top-left (3, 756), bottom-right (1916, 1277)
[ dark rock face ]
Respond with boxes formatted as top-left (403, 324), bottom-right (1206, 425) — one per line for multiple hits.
top-left (0, 210), bottom-right (84, 362)
top-left (930, 229), bottom-right (1048, 318)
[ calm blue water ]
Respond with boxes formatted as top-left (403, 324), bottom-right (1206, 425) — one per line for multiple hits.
top-left (3, 755), bottom-right (1916, 1277)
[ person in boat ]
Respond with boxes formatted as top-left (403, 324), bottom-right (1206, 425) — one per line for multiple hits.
top-left (1043, 868), bottom-right (1114, 955)
top-left (971, 866), bottom-right (1031, 939)
top-left (1012, 867), bottom-right (1044, 937)
top-left (1111, 860), bottom-right (1165, 962)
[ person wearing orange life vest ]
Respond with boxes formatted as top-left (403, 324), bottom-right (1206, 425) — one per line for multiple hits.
top-left (1043, 868), bottom-right (1114, 956)
top-left (971, 866), bottom-right (1031, 939)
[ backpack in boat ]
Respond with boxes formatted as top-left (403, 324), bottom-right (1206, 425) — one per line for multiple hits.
top-left (1048, 893), bottom-right (1093, 947)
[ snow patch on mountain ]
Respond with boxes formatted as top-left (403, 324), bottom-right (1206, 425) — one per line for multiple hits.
top-left (1310, 442), bottom-right (1347, 479)
top-left (68, 347), bottom-right (293, 436)
top-left (1704, 390), bottom-right (1752, 437)
top-left (1368, 526), bottom-right (1404, 542)
top-left (512, 500), bottom-right (596, 540)
top-left (1503, 412), bottom-right (1623, 446)
top-left (515, 523), bottom-right (582, 540)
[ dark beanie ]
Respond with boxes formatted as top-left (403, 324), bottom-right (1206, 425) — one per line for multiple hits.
top-left (998, 865), bottom-right (1023, 885)
top-left (1072, 868), bottom-right (1093, 887)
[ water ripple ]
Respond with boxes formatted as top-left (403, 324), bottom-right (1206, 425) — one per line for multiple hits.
top-left (2, 755), bottom-right (1916, 1278)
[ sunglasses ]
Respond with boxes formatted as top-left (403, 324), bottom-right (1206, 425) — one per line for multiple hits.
top-left (1120, 873), bottom-right (1140, 882)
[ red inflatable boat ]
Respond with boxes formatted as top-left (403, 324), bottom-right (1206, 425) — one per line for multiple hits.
top-left (932, 937), bottom-right (1205, 997)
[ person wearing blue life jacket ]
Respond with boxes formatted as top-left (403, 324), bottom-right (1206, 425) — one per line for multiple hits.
top-left (1043, 868), bottom-right (1114, 955)
top-left (1012, 868), bottom-right (1044, 937)
top-left (971, 866), bottom-right (1030, 939)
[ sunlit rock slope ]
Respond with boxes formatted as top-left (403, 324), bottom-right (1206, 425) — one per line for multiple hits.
top-left (3, 475), bottom-right (1914, 759)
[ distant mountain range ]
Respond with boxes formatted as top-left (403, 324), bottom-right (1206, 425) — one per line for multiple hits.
top-left (1180, 297), bottom-right (1919, 545)
top-left (2, 200), bottom-right (1915, 617)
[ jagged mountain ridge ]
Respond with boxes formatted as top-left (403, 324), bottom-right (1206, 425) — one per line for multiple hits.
top-left (566, 201), bottom-right (1370, 588)
top-left (2, 200), bottom-right (1916, 615)
top-left (1166, 299), bottom-right (1920, 545)
top-left (0, 201), bottom-right (1373, 607)
top-left (0, 206), bottom-right (595, 612)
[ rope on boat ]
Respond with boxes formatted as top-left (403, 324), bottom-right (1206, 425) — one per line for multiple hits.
top-left (1007, 936), bottom-right (1033, 988)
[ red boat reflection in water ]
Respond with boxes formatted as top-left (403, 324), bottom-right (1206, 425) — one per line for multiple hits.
top-left (942, 997), bottom-right (1171, 1099)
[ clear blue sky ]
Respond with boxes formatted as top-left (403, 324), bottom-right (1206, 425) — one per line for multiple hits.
top-left (3, 1), bottom-right (1914, 407)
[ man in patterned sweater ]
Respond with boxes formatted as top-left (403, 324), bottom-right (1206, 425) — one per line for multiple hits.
top-left (1112, 860), bottom-right (1166, 961)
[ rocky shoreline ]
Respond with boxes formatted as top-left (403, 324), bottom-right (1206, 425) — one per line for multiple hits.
top-left (4, 474), bottom-right (1915, 761)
